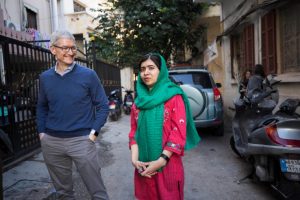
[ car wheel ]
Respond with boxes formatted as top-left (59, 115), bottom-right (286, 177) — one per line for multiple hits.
top-left (214, 122), bottom-right (224, 136)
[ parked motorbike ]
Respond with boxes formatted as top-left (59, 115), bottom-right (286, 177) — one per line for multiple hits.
top-left (122, 87), bottom-right (134, 115)
top-left (108, 89), bottom-right (122, 121)
top-left (230, 74), bottom-right (300, 199)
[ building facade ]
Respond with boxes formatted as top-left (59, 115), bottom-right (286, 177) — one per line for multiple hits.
top-left (218, 0), bottom-right (300, 117)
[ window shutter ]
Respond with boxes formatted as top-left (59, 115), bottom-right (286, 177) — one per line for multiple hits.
top-left (243, 24), bottom-right (255, 71)
top-left (262, 10), bottom-right (277, 74)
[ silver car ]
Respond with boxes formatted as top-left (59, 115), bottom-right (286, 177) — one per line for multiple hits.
top-left (169, 67), bottom-right (224, 136)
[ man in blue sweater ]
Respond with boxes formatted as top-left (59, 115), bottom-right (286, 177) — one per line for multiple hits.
top-left (37, 30), bottom-right (110, 200)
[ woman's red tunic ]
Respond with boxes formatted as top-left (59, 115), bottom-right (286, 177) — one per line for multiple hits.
top-left (129, 95), bottom-right (187, 200)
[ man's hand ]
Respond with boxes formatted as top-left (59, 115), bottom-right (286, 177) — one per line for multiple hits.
top-left (89, 133), bottom-right (97, 142)
top-left (39, 133), bottom-right (45, 140)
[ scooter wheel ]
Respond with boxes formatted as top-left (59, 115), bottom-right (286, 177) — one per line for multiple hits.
top-left (124, 109), bottom-right (131, 115)
top-left (110, 114), bottom-right (118, 121)
top-left (230, 136), bottom-right (242, 158)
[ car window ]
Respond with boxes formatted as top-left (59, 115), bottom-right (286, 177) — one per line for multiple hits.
top-left (170, 72), bottom-right (212, 89)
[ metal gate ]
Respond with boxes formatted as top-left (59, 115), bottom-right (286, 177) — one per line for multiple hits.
top-left (0, 35), bottom-right (90, 169)
top-left (93, 59), bottom-right (121, 96)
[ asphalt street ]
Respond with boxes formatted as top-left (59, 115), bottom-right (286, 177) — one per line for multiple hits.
top-left (3, 114), bottom-right (277, 200)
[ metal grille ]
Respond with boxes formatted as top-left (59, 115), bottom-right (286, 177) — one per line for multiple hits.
top-left (93, 59), bottom-right (121, 97)
top-left (0, 35), bottom-right (91, 168)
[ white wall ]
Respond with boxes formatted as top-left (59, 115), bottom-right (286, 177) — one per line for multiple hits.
top-left (62, 0), bottom-right (75, 14)
top-left (0, 0), bottom-right (22, 31)
top-left (120, 67), bottom-right (135, 99)
top-left (24, 0), bottom-right (52, 34)
top-left (0, 0), bottom-right (52, 34)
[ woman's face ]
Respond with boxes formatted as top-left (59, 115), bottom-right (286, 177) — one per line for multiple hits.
top-left (140, 58), bottom-right (160, 89)
top-left (245, 71), bottom-right (251, 79)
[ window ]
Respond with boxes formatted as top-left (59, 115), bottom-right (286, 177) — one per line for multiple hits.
top-left (25, 7), bottom-right (37, 29)
top-left (170, 72), bottom-right (212, 89)
top-left (280, 2), bottom-right (300, 72)
top-left (74, 1), bottom-right (85, 12)
top-left (230, 24), bottom-right (254, 79)
top-left (261, 10), bottom-right (277, 74)
top-left (230, 35), bottom-right (243, 78)
top-left (243, 24), bottom-right (255, 71)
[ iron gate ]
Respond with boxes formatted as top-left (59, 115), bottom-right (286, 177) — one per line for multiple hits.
top-left (93, 59), bottom-right (121, 96)
top-left (0, 35), bottom-right (92, 169)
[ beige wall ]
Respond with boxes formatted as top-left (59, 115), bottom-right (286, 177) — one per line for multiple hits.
top-left (205, 17), bottom-right (224, 93)
top-left (195, 4), bottom-right (224, 92)
top-left (65, 12), bottom-right (97, 40)
top-left (121, 67), bottom-right (135, 99)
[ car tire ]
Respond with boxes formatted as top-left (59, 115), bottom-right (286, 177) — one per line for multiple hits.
top-left (214, 122), bottom-right (224, 136)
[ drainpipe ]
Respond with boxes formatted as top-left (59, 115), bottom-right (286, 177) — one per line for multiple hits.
top-left (19, 0), bottom-right (24, 30)
top-left (50, 0), bottom-right (58, 31)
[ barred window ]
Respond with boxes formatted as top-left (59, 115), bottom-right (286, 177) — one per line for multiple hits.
top-left (261, 10), bottom-right (276, 74)
top-left (280, 2), bottom-right (300, 72)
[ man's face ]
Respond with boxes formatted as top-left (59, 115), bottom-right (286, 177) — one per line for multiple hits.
top-left (50, 38), bottom-right (77, 66)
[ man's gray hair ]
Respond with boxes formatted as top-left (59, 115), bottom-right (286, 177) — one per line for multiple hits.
top-left (50, 30), bottom-right (75, 46)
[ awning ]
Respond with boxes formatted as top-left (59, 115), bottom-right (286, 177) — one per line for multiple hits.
top-left (216, 0), bottom-right (290, 41)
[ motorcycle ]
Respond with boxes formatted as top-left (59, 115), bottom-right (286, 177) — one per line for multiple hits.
top-left (230, 74), bottom-right (300, 199)
top-left (122, 87), bottom-right (134, 115)
top-left (108, 89), bottom-right (122, 121)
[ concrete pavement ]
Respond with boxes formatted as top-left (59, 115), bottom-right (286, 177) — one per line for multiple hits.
top-left (3, 115), bottom-right (132, 200)
top-left (3, 114), bottom-right (278, 200)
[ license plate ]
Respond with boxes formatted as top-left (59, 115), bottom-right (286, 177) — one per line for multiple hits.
top-left (109, 105), bottom-right (116, 109)
top-left (126, 102), bottom-right (133, 105)
top-left (280, 159), bottom-right (300, 173)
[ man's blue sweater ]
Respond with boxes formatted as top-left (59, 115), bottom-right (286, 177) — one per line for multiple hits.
top-left (36, 64), bottom-right (109, 137)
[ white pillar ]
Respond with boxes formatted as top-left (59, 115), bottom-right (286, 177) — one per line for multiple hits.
top-left (50, 0), bottom-right (59, 31)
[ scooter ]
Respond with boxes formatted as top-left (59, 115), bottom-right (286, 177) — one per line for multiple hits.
top-left (108, 89), bottom-right (122, 121)
top-left (122, 87), bottom-right (134, 115)
top-left (230, 74), bottom-right (300, 199)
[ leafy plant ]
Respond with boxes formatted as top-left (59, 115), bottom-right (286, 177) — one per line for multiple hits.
top-left (91, 0), bottom-right (207, 68)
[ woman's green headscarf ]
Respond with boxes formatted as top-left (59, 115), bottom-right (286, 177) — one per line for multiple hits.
top-left (134, 53), bottom-right (200, 163)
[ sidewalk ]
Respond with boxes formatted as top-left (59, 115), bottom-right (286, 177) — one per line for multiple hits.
top-left (3, 115), bottom-right (134, 200)
top-left (3, 151), bottom-right (91, 200)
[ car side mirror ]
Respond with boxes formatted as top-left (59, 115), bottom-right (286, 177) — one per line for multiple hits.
top-left (216, 83), bottom-right (222, 88)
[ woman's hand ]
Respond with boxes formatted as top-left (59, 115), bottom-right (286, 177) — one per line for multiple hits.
top-left (132, 160), bottom-right (149, 174)
top-left (140, 157), bottom-right (166, 178)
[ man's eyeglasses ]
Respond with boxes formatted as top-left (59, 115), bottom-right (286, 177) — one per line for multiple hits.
top-left (53, 45), bottom-right (77, 53)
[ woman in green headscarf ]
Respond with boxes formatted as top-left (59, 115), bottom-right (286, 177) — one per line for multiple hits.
top-left (129, 53), bottom-right (200, 200)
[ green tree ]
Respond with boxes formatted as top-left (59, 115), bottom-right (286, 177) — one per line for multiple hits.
top-left (92, 0), bottom-right (207, 68)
